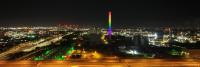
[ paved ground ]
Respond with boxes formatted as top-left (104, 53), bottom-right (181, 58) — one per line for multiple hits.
top-left (0, 59), bottom-right (200, 67)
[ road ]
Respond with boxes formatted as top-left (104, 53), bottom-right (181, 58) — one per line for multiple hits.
top-left (0, 59), bottom-right (199, 67)
top-left (0, 35), bottom-right (63, 60)
top-left (17, 32), bottom-right (75, 60)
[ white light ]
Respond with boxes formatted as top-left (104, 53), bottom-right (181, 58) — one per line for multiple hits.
top-left (126, 50), bottom-right (139, 55)
top-left (147, 33), bottom-right (158, 39)
top-left (133, 50), bottom-right (138, 54)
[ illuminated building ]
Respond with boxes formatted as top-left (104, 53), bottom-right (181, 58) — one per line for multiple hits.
top-left (107, 11), bottom-right (112, 36)
top-left (101, 11), bottom-right (112, 44)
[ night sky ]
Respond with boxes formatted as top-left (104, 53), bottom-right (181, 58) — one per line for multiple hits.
top-left (0, 0), bottom-right (200, 27)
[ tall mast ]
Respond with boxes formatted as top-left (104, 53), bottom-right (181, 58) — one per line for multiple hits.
top-left (108, 11), bottom-right (112, 36)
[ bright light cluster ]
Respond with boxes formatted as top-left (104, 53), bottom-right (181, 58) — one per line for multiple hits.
top-left (4, 31), bottom-right (36, 39)
top-left (101, 33), bottom-right (108, 44)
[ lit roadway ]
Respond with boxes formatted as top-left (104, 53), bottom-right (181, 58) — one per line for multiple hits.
top-left (0, 59), bottom-right (199, 67)
top-left (0, 35), bottom-right (63, 60)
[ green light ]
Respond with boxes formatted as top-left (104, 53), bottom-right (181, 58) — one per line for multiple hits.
top-left (66, 47), bottom-right (74, 55)
top-left (44, 50), bottom-right (51, 55)
top-left (55, 56), bottom-right (65, 60)
top-left (66, 50), bottom-right (72, 55)
top-left (34, 56), bottom-right (44, 61)
top-left (70, 47), bottom-right (74, 50)
top-left (171, 49), bottom-right (179, 56)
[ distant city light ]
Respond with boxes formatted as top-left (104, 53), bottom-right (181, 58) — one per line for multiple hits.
top-left (101, 33), bottom-right (108, 44)
top-left (126, 50), bottom-right (139, 55)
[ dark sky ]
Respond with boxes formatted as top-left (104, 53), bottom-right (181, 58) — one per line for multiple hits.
top-left (0, 0), bottom-right (200, 27)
